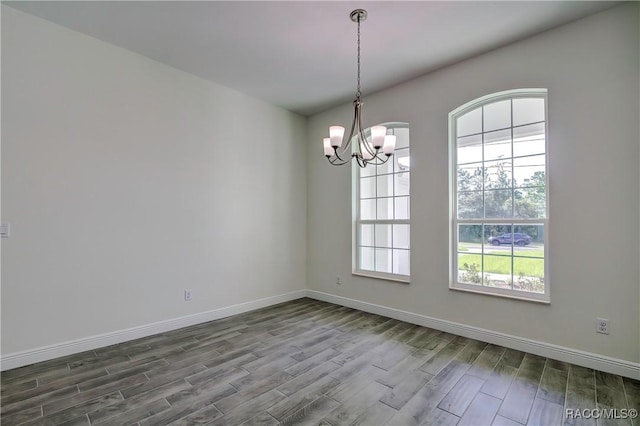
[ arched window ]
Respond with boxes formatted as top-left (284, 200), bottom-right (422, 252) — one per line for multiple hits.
top-left (449, 89), bottom-right (549, 302)
top-left (354, 123), bottom-right (410, 281)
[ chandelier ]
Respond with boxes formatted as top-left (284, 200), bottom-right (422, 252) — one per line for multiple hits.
top-left (323, 9), bottom-right (396, 168)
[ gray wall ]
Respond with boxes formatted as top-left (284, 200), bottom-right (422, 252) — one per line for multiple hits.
top-left (2, 3), bottom-right (638, 366)
top-left (307, 3), bottom-right (639, 363)
top-left (1, 6), bottom-right (307, 354)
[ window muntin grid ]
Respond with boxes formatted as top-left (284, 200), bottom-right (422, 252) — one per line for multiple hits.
top-left (450, 90), bottom-right (548, 302)
top-left (355, 124), bottom-right (410, 280)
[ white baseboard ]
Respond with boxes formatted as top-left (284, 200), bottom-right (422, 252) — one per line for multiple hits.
top-left (0, 290), bottom-right (307, 371)
top-left (306, 290), bottom-right (640, 380)
top-left (3, 289), bottom-right (638, 380)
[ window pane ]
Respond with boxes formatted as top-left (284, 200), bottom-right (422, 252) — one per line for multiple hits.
top-left (375, 224), bottom-right (392, 248)
top-left (360, 224), bottom-right (374, 246)
top-left (360, 161), bottom-right (376, 177)
top-left (457, 107), bottom-right (482, 137)
top-left (483, 254), bottom-right (512, 289)
top-left (513, 98), bottom-right (544, 126)
top-left (360, 247), bottom-right (374, 271)
top-left (485, 160), bottom-right (512, 190)
top-left (375, 248), bottom-right (392, 273)
top-left (458, 253), bottom-right (482, 285)
top-left (458, 224), bottom-right (483, 248)
top-left (360, 176), bottom-right (376, 199)
top-left (483, 100), bottom-right (511, 131)
top-left (394, 148), bottom-right (410, 173)
top-left (377, 198), bottom-right (393, 219)
top-left (515, 186), bottom-right (546, 219)
top-left (393, 249), bottom-right (410, 275)
top-left (457, 134), bottom-right (482, 164)
top-left (377, 175), bottom-right (393, 198)
top-left (513, 155), bottom-right (545, 188)
top-left (513, 224), bottom-right (544, 258)
top-left (513, 122), bottom-right (545, 157)
top-left (393, 224), bottom-right (410, 249)
top-left (360, 199), bottom-right (376, 220)
top-left (513, 257), bottom-right (544, 293)
top-left (457, 163), bottom-right (483, 192)
top-left (395, 196), bottom-right (410, 219)
top-left (484, 189), bottom-right (512, 218)
top-left (484, 129), bottom-right (511, 162)
top-left (457, 191), bottom-right (483, 219)
top-left (377, 155), bottom-right (394, 175)
top-left (395, 172), bottom-right (410, 196)
top-left (484, 224), bottom-right (512, 256)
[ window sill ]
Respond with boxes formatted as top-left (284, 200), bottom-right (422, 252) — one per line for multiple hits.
top-left (353, 270), bottom-right (410, 284)
top-left (450, 283), bottom-right (550, 304)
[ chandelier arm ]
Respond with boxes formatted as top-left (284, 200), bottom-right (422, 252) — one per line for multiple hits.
top-left (359, 127), bottom-right (376, 158)
top-left (328, 153), bottom-right (351, 166)
top-left (355, 101), bottom-right (370, 158)
top-left (379, 154), bottom-right (393, 163)
top-left (356, 107), bottom-right (377, 165)
top-left (367, 154), bottom-right (392, 166)
top-left (344, 100), bottom-right (361, 153)
top-left (332, 133), bottom-right (354, 162)
top-left (331, 149), bottom-right (349, 163)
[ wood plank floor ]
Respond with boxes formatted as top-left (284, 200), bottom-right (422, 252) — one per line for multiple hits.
top-left (1, 298), bottom-right (638, 425)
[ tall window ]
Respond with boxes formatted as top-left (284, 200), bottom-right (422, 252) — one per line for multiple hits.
top-left (354, 123), bottom-right (410, 281)
top-left (449, 89), bottom-right (548, 302)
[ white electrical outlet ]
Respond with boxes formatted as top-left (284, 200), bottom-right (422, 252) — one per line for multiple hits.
top-left (184, 289), bottom-right (193, 301)
top-left (336, 276), bottom-right (341, 285)
top-left (596, 318), bottom-right (609, 334)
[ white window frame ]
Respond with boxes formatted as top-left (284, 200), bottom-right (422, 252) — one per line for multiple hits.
top-left (353, 122), bottom-right (410, 283)
top-left (449, 89), bottom-right (549, 303)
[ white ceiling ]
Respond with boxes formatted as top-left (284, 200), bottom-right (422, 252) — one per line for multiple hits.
top-left (5, 1), bottom-right (621, 116)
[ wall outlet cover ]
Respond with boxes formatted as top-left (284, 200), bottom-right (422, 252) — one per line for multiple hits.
top-left (596, 318), bottom-right (609, 334)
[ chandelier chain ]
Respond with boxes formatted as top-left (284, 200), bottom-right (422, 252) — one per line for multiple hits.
top-left (356, 15), bottom-right (361, 99)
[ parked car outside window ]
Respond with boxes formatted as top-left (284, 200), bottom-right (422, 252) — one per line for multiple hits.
top-left (487, 233), bottom-right (532, 246)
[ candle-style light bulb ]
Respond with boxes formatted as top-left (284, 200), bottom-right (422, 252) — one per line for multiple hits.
top-left (383, 135), bottom-right (396, 155)
top-left (371, 125), bottom-right (387, 149)
top-left (329, 126), bottom-right (345, 148)
top-left (323, 138), bottom-right (333, 157)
